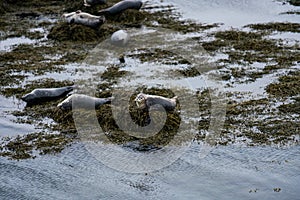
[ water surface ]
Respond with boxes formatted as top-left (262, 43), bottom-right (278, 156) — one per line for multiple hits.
top-left (0, 0), bottom-right (300, 199)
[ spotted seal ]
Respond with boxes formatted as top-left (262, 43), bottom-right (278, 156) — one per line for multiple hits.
top-left (62, 10), bottom-right (105, 28)
top-left (57, 94), bottom-right (112, 110)
top-left (84, 0), bottom-right (106, 7)
top-left (98, 0), bottom-right (143, 15)
top-left (134, 93), bottom-right (177, 111)
top-left (21, 86), bottom-right (75, 105)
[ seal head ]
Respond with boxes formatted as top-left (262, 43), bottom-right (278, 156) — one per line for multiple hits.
top-left (62, 10), bottom-right (105, 28)
top-left (135, 93), bottom-right (177, 111)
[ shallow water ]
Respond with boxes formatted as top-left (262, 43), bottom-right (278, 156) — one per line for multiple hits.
top-left (0, 143), bottom-right (299, 200)
top-left (0, 36), bottom-right (36, 52)
top-left (0, 0), bottom-right (300, 199)
top-left (165, 0), bottom-right (300, 27)
top-left (0, 95), bottom-right (35, 137)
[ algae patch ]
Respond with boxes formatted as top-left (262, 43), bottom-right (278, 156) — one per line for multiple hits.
top-left (246, 22), bottom-right (300, 33)
top-left (288, 0), bottom-right (300, 6)
top-left (48, 23), bottom-right (102, 42)
top-left (0, 132), bottom-right (72, 160)
top-left (202, 28), bottom-right (299, 84)
top-left (279, 97), bottom-right (300, 114)
top-left (266, 71), bottom-right (300, 97)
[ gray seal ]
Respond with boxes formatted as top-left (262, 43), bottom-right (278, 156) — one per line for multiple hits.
top-left (57, 94), bottom-right (112, 110)
top-left (21, 86), bottom-right (75, 105)
top-left (62, 10), bottom-right (105, 28)
top-left (98, 0), bottom-right (143, 15)
top-left (134, 93), bottom-right (177, 111)
top-left (84, 0), bottom-right (106, 7)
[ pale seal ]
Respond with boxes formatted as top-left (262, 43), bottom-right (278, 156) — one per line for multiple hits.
top-left (110, 30), bottom-right (130, 46)
top-left (134, 93), bottom-right (177, 111)
top-left (62, 10), bottom-right (105, 28)
top-left (21, 86), bottom-right (75, 104)
top-left (84, 0), bottom-right (106, 7)
top-left (98, 0), bottom-right (143, 15)
top-left (57, 94), bottom-right (112, 110)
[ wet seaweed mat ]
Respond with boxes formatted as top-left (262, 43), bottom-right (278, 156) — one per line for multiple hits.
top-left (0, 0), bottom-right (299, 160)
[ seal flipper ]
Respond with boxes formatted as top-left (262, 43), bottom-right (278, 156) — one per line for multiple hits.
top-left (98, 9), bottom-right (109, 15)
top-left (70, 18), bottom-right (75, 24)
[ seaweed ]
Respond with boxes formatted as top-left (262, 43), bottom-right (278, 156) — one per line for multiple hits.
top-left (246, 22), bottom-right (300, 33)
top-left (0, 132), bottom-right (72, 160)
top-left (201, 28), bottom-right (299, 84)
top-left (48, 23), bottom-right (102, 42)
top-left (1, 0), bottom-right (300, 159)
top-left (278, 97), bottom-right (300, 114)
top-left (266, 71), bottom-right (300, 97)
top-left (288, 0), bottom-right (300, 6)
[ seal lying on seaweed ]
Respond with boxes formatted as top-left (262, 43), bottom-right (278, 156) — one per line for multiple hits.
top-left (134, 93), bottom-right (177, 111)
top-left (57, 94), bottom-right (112, 110)
top-left (98, 0), bottom-right (143, 15)
top-left (21, 86), bottom-right (75, 105)
top-left (84, 0), bottom-right (106, 7)
top-left (62, 10), bottom-right (105, 28)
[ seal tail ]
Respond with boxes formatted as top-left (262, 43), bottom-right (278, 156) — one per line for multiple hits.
top-left (106, 96), bottom-right (115, 103)
top-left (66, 85), bottom-right (76, 92)
top-left (140, 1), bottom-right (149, 9)
top-left (98, 9), bottom-right (109, 15)
top-left (21, 95), bottom-right (27, 102)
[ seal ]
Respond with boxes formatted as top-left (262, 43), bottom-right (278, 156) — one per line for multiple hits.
top-left (84, 0), bottom-right (106, 7)
top-left (98, 0), bottom-right (143, 15)
top-left (21, 86), bottom-right (75, 105)
top-left (57, 94), bottom-right (112, 110)
top-left (134, 93), bottom-right (177, 111)
top-left (62, 10), bottom-right (105, 28)
top-left (111, 30), bottom-right (130, 47)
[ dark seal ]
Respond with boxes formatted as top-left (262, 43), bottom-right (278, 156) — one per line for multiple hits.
top-left (98, 0), bottom-right (143, 15)
top-left (21, 86), bottom-right (75, 105)
top-left (84, 0), bottom-right (106, 7)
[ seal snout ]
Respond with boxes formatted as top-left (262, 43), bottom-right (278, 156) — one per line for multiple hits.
top-left (21, 93), bottom-right (35, 103)
top-left (134, 93), bottom-right (147, 109)
top-left (57, 103), bottom-right (65, 110)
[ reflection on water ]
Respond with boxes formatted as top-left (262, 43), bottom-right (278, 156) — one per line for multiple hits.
top-left (0, 36), bottom-right (36, 52)
top-left (0, 95), bottom-right (35, 138)
top-left (165, 0), bottom-right (300, 27)
top-left (0, 143), bottom-right (299, 199)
